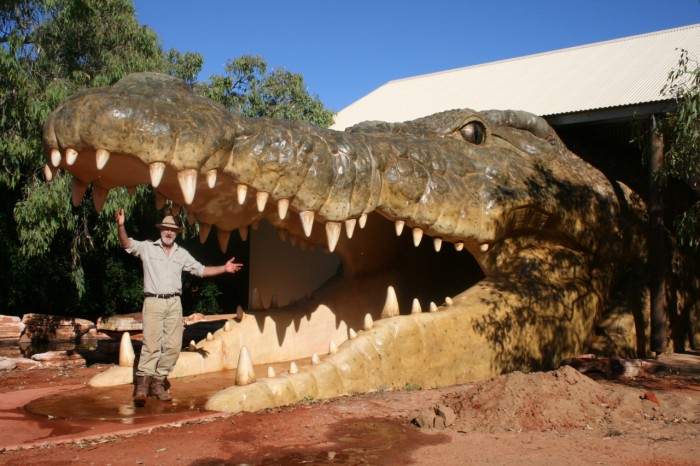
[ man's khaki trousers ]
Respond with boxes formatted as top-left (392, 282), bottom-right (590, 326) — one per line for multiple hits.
top-left (136, 296), bottom-right (183, 379)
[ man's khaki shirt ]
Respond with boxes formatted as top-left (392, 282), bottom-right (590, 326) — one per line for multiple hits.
top-left (126, 238), bottom-right (205, 295)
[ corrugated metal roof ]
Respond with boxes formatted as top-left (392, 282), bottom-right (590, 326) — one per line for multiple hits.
top-left (332, 24), bottom-right (700, 130)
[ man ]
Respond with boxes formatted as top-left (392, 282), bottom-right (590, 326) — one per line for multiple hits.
top-left (116, 208), bottom-right (243, 407)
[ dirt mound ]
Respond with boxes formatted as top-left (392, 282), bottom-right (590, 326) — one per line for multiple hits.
top-left (441, 365), bottom-right (676, 433)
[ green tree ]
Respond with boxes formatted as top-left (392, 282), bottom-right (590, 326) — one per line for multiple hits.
top-left (198, 55), bottom-right (335, 127)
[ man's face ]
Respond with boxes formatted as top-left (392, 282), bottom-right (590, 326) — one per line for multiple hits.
top-left (160, 227), bottom-right (178, 246)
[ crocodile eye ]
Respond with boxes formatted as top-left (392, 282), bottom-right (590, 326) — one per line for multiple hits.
top-left (459, 121), bottom-right (486, 144)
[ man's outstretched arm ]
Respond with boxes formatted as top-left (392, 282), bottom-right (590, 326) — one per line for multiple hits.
top-left (115, 208), bottom-right (132, 249)
top-left (203, 257), bottom-right (244, 277)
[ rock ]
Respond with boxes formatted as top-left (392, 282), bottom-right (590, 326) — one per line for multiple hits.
top-left (411, 408), bottom-right (437, 428)
top-left (411, 405), bottom-right (456, 430)
top-left (31, 350), bottom-right (86, 368)
top-left (14, 357), bottom-right (41, 369)
top-left (435, 404), bottom-right (456, 428)
top-left (22, 313), bottom-right (94, 342)
top-left (0, 315), bottom-right (25, 342)
top-left (0, 357), bottom-right (17, 371)
top-left (97, 313), bottom-right (143, 332)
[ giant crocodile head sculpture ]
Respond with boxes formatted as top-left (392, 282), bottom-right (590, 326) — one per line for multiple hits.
top-left (43, 72), bottom-right (647, 413)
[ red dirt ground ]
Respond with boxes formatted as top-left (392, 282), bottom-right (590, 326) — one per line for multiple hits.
top-left (0, 354), bottom-right (699, 466)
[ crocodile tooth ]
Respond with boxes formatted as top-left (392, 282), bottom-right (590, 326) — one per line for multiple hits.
top-left (216, 228), bottom-right (231, 253)
top-left (344, 218), bottom-right (356, 238)
top-left (380, 285), bottom-right (400, 318)
top-left (270, 294), bottom-right (278, 308)
top-left (278, 229), bottom-right (287, 242)
top-left (199, 222), bottom-right (211, 243)
top-left (349, 328), bottom-right (358, 339)
top-left (155, 193), bottom-right (166, 209)
top-left (363, 313), bottom-right (374, 330)
top-left (445, 296), bottom-right (454, 306)
top-left (43, 164), bottom-right (53, 181)
top-left (329, 341), bottom-right (338, 354)
top-left (267, 366), bottom-right (276, 378)
top-left (480, 243), bottom-right (490, 252)
top-left (188, 340), bottom-right (197, 351)
top-left (429, 302), bottom-right (438, 312)
top-left (237, 184), bottom-right (247, 205)
top-left (290, 235), bottom-right (298, 246)
top-left (311, 353), bottom-right (320, 365)
top-left (251, 288), bottom-right (264, 310)
top-left (66, 148), bottom-right (78, 166)
top-left (223, 321), bottom-right (231, 332)
top-left (433, 237), bottom-right (442, 252)
top-left (412, 227), bottom-right (423, 247)
top-left (206, 332), bottom-right (214, 341)
top-left (149, 162), bottom-right (166, 187)
top-left (186, 210), bottom-right (197, 225)
top-left (236, 305), bottom-right (245, 320)
top-left (325, 221), bottom-right (341, 252)
top-left (395, 220), bottom-right (404, 236)
top-left (71, 179), bottom-right (88, 206)
top-left (256, 191), bottom-right (269, 212)
top-left (95, 148), bottom-right (110, 170)
top-left (454, 242), bottom-right (464, 251)
top-left (178, 169), bottom-right (197, 204)
top-left (92, 186), bottom-right (108, 212)
top-left (235, 346), bottom-right (255, 386)
top-left (172, 204), bottom-right (180, 216)
top-left (119, 332), bottom-right (134, 367)
top-left (50, 148), bottom-right (61, 167)
top-left (359, 213), bottom-right (368, 228)
top-left (289, 361), bottom-right (299, 374)
top-left (239, 225), bottom-right (248, 241)
top-left (206, 169), bottom-right (217, 188)
top-left (411, 298), bottom-right (423, 314)
top-left (300, 211), bottom-right (314, 237)
top-left (277, 198), bottom-right (289, 220)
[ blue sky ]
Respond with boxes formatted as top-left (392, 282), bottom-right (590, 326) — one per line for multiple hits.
top-left (132, 0), bottom-right (700, 112)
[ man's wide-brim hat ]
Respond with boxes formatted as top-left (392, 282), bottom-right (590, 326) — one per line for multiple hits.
top-left (156, 215), bottom-right (183, 232)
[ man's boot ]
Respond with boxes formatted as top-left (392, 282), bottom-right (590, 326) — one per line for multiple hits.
top-left (149, 377), bottom-right (172, 402)
top-left (133, 375), bottom-right (151, 407)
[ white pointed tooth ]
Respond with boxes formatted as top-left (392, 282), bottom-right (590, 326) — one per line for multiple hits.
top-left (329, 341), bottom-right (338, 354)
top-left (239, 225), bottom-right (248, 242)
top-left (349, 328), bottom-right (358, 339)
top-left (198, 222), bottom-right (211, 244)
top-left (223, 321), bottom-right (232, 332)
top-left (237, 184), bottom-right (248, 205)
top-left (178, 169), bottom-right (197, 205)
top-left (300, 211), bottom-right (315, 237)
top-left (411, 298), bottom-right (423, 314)
top-left (206, 332), bottom-right (214, 341)
top-left (188, 340), bottom-right (197, 351)
top-left (454, 242), bottom-right (464, 251)
top-left (118, 332), bottom-right (135, 367)
top-left (44, 164), bottom-right (54, 181)
top-left (50, 148), bottom-right (62, 167)
top-left (278, 229), bottom-right (288, 242)
top-left (236, 305), bottom-right (245, 320)
top-left (325, 222), bottom-right (341, 252)
top-left (429, 302), bottom-right (438, 312)
top-left (344, 219), bottom-right (356, 238)
top-left (155, 193), bottom-right (166, 210)
top-left (149, 162), bottom-right (166, 187)
top-left (277, 198), bottom-right (289, 220)
top-left (235, 346), bottom-right (255, 386)
top-left (433, 237), bottom-right (442, 252)
top-left (311, 353), bottom-right (320, 365)
top-left (95, 148), bottom-right (110, 170)
top-left (256, 191), bottom-right (269, 212)
top-left (445, 297), bottom-right (454, 306)
top-left (65, 148), bottom-right (78, 166)
top-left (380, 285), bottom-right (400, 318)
top-left (363, 313), bottom-right (374, 330)
top-left (71, 179), bottom-right (88, 207)
top-left (206, 169), bottom-right (217, 188)
top-left (480, 243), bottom-right (490, 252)
top-left (359, 213), bottom-right (368, 229)
top-left (412, 227), bottom-right (424, 247)
top-left (289, 361), bottom-right (299, 374)
top-left (216, 228), bottom-right (231, 253)
top-left (267, 366), bottom-right (276, 378)
top-left (92, 186), bottom-right (109, 212)
top-left (270, 295), bottom-right (278, 308)
top-left (395, 220), bottom-right (404, 236)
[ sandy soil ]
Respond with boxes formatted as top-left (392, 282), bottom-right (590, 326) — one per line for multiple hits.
top-left (0, 357), bottom-right (699, 466)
